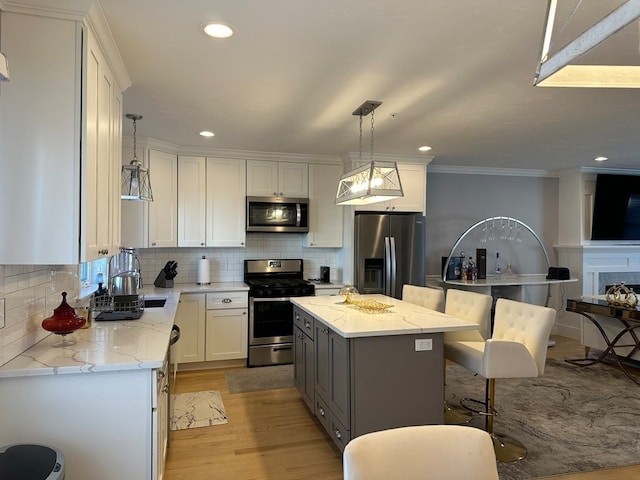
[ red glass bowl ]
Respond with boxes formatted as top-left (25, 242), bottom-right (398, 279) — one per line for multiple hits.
top-left (42, 291), bottom-right (86, 335)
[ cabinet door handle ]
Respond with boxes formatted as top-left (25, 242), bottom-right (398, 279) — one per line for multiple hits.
top-left (163, 384), bottom-right (169, 393)
top-left (157, 370), bottom-right (165, 380)
top-left (222, 298), bottom-right (232, 303)
top-left (201, 242), bottom-right (205, 246)
top-left (152, 242), bottom-right (157, 246)
top-left (98, 249), bottom-right (109, 255)
top-left (334, 429), bottom-right (342, 440)
top-left (318, 407), bottom-right (325, 417)
top-left (295, 314), bottom-right (300, 321)
top-left (304, 321), bottom-right (311, 329)
top-left (323, 327), bottom-right (329, 335)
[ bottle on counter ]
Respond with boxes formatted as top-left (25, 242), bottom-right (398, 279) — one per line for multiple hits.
top-left (467, 256), bottom-right (477, 281)
top-left (459, 251), bottom-right (467, 280)
top-left (494, 252), bottom-right (502, 278)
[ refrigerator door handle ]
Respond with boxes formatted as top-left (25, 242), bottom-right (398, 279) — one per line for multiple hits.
top-left (389, 236), bottom-right (397, 298)
top-left (384, 236), bottom-right (392, 296)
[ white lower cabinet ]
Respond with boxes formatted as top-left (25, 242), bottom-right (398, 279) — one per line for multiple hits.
top-left (153, 355), bottom-right (169, 480)
top-left (173, 291), bottom-right (248, 365)
top-left (173, 293), bottom-right (206, 363)
top-left (0, 366), bottom-right (163, 479)
top-left (205, 292), bottom-right (248, 361)
top-left (315, 286), bottom-right (341, 296)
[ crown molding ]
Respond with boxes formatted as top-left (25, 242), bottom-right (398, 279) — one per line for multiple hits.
top-left (86, 2), bottom-right (131, 92)
top-left (341, 151), bottom-right (434, 166)
top-left (428, 164), bottom-right (555, 178)
top-left (123, 137), bottom-right (344, 165)
top-left (0, 0), bottom-right (92, 20)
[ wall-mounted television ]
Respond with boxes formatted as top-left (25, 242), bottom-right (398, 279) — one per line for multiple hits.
top-left (591, 173), bottom-right (640, 241)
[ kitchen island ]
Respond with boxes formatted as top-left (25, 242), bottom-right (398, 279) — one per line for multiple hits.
top-left (290, 294), bottom-right (477, 451)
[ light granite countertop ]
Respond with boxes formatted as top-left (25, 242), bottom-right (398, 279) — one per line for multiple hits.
top-left (291, 294), bottom-right (478, 338)
top-left (0, 282), bottom-right (249, 378)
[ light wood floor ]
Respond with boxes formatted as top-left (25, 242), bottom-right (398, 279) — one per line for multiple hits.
top-left (163, 336), bottom-right (640, 480)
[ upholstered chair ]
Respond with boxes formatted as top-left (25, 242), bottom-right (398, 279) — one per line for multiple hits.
top-left (443, 289), bottom-right (493, 424)
top-left (402, 284), bottom-right (445, 312)
top-left (343, 424), bottom-right (499, 480)
top-left (444, 297), bottom-right (556, 462)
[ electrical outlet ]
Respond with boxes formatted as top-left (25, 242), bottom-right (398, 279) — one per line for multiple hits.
top-left (0, 298), bottom-right (5, 329)
top-left (415, 338), bottom-right (432, 351)
top-left (221, 259), bottom-right (228, 271)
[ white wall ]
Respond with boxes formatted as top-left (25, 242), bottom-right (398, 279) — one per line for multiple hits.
top-left (425, 172), bottom-right (559, 275)
top-left (425, 171), bottom-right (560, 308)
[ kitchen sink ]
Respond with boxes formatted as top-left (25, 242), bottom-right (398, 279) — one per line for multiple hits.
top-left (144, 298), bottom-right (167, 308)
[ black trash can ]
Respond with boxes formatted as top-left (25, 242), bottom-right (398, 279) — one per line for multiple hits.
top-left (0, 444), bottom-right (65, 479)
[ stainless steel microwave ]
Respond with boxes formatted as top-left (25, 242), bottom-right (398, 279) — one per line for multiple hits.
top-left (246, 196), bottom-right (309, 233)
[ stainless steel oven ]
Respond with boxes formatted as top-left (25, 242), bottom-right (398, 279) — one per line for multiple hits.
top-left (245, 259), bottom-right (315, 367)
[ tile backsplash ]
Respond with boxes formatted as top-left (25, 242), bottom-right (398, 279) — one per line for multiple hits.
top-left (138, 233), bottom-right (342, 286)
top-left (0, 264), bottom-right (79, 365)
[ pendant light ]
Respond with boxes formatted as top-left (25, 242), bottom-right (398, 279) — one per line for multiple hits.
top-left (335, 100), bottom-right (403, 206)
top-left (534, 0), bottom-right (640, 88)
top-left (121, 114), bottom-right (153, 201)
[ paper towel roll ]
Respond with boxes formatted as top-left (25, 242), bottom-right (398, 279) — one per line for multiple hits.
top-left (197, 256), bottom-right (211, 285)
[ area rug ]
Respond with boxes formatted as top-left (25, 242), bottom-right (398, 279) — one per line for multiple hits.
top-left (225, 364), bottom-right (294, 393)
top-left (170, 390), bottom-right (228, 430)
top-left (445, 358), bottom-right (640, 479)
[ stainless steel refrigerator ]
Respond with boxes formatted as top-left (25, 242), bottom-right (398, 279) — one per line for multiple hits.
top-left (354, 212), bottom-right (426, 299)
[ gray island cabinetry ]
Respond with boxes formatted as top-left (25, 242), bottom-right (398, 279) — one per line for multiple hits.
top-left (291, 295), bottom-right (476, 451)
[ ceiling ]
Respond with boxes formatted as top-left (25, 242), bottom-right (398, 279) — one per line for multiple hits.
top-left (99, 0), bottom-right (640, 172)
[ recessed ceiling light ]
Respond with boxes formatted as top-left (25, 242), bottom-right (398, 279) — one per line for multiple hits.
top-left (594, 156), bottom-right (608, 162)
top-left (199, 131), bottom-right (215, 138)
top-left (418, 145), bottom-right (432, 152)
top-left (200, 22), bottom-right (235, 39)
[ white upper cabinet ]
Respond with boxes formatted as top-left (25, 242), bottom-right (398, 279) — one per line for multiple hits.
top-left (0, 9), bottom-right (128, 264)
top-left (247, 160), bottom-right (308, 197)
top-left (177, 156), bottom-right (207, 247)
top-left (356, 162), bottom-right (427, 214)
top-left (307, 164), bottom-right (343, 248)
top-left (148, 150), bottom-right (178, 248)
top-left (206, 158), bottom-right (246, 247)
top-left (84, 27), bottom-right (122, 261)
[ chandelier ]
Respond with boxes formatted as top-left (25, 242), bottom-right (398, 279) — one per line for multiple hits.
top-left (121, 114), bottom-right (153, 201)
top-left (335, 100), bottom-right (403, 206)
top-left (534, 0), bottom-right (640, 87)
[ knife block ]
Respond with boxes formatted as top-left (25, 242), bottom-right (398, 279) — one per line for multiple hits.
top-left (153, 270), bottom-right (174, 288)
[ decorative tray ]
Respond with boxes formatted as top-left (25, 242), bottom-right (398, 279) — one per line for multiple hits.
top-left (345, 296), bottom-right (394, 313)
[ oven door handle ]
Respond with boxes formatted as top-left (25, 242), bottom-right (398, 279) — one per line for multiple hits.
top-left (251, 297), bottom-right (292, 302)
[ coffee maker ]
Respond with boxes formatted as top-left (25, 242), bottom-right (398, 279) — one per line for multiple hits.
top-left (320, 266), bottom-right (331, 284)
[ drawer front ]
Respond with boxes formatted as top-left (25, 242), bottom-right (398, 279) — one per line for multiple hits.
top-left (314, 393), bottom-right (331, 433)
top-left (293, 307), bottom-right (314, 339)
top-left (329, 412), bottom-right (351, 452)
top-left (206, 291), bottom-right (248, 309)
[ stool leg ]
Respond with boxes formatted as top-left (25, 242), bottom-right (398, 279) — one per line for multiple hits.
top-left (443, 361), bottom-right (472, 424)
top-left (486, 378), bottom-right (528, 463)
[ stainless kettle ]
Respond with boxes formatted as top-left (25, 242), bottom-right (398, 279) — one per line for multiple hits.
top-left (109, 248), bottom-right (142, 295)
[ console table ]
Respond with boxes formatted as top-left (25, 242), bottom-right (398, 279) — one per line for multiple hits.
top-left (566, 298), bottom-right (640, 385)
